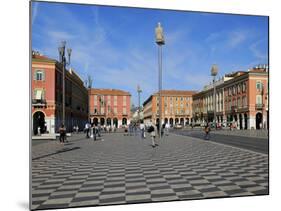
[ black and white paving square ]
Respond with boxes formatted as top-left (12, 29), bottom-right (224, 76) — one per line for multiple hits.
top-left (31, 132), bottom-right (268, 210)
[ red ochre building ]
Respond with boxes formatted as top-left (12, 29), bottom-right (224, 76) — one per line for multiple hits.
top-left (143, 90), bottom-right (196, 126)
top-left (88, 88), bottom-right (131, 127)
top-left (31, 51), bottom-right (88, 135)
top-left (192, 65), bottom-right (269, 129)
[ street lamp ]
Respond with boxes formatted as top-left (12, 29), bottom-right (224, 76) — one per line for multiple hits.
top-left (211, 64), bottom-right (218, 128)
top-left (137, 85), bottom-right (142, 123)
top-left (155, 22), bottom-right (165, 139)
top-left (58, 41), bottom-right (72, 126)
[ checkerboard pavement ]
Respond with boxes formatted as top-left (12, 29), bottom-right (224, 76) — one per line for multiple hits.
top-left (31, 132), bottom-right (268, 210)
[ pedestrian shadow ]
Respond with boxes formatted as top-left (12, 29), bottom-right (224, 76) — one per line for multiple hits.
top-left (89, 137), bottom-right (104, 142)
top-left (63, 142), bottom-right (73, 146)
top-left (148, 144), bottom-right (159, 159)
top-left (32, 147), bottom-right (81, 161)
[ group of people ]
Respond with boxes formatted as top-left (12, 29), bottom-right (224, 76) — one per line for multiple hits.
top-left (84, 122), bottom-right (102, 140)
top-left (125, 121), bottom-right (171, 148)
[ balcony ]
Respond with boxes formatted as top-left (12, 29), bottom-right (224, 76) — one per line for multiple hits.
top-left (32, 99), bottom-right (46, 105)
top-left (255, 103), bottom-right (264, 110)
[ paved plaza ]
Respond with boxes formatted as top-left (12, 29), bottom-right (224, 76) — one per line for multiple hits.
top-left (31, 132), bottom-right (269, 210)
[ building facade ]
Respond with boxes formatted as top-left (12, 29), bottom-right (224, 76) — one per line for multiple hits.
top-left (32, 51), bottom-right (88, 135)
top-left (89, 89), bottom-right (131, 127)
top-left (192, 65), bottom-right (269, 129)
top-left (143, 90), bottom-right (196, 126)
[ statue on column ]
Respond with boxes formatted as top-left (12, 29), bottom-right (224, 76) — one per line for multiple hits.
top-left (155, 22), bottom-right (165, 45)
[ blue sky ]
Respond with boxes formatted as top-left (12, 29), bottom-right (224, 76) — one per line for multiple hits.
top-left (32, 1), bottom-right (268, 106)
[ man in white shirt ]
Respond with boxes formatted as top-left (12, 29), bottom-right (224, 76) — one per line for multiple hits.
top-left (85, 122), bottom-right (90, 138)
top-left (140, 121), bottom-right (145, 139)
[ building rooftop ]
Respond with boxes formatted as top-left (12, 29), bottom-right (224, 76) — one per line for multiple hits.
top-left (153, 90), bottom-right (197, 96)
top-left (89, 88), bottom-right (131, 96)
top-left (32, 50), bottom-right (56, 62)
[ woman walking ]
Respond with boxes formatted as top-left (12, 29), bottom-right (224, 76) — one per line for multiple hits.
top-left (59, 123), bottom-right (66, 144)
top-left (148, 122), bottom-right (157, 148)
top-left (204, 123), bottom-right (210, 140)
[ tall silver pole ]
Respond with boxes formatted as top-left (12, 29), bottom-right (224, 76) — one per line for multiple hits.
top-left (62, 56), bottom-right (65, 125)
top-left (213, 76), bottom-right (216, 128)
top-left (155, 22), bottom-right (165, 140)
top-left (211, 64), bottom-right (218, 128)
top-left (158, 45), bottom-right (162, 139)
top-left (138, 91), bottom-right (140, 122)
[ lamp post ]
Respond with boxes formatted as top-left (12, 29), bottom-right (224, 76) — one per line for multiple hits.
top-left (137, 85), bottom-right (142, 123)
top-left (211, 64), bottom-right (218, 128)
top-left (58, 41), bottom-right (72, 126)
top-left (155, 22), bottom-right (165, 139)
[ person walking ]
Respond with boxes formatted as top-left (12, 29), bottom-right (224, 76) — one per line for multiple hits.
top-left (140, 120), bottom-right (145, 139)
top-left (97, 123), bottom-right (101, 137)
top-left (148, 122), bottom-right (157, 148)
top-left (161, 123), bottom-right (165, 138)
top-left (85, 122), bottom-right (90, 138)
top-left (59, 123), bottom-right (66, 144)
top-left (156, 122), bottom-right (160, 136)
top-left (165, 122), bottom-right (170, 136)
top-left (204, 123), bottom-right (210, 140)
top-left (91, 124), bottom-right (97, 141)
top-left (76, 125), bottom-right (79, 133)
top-left (133, 123), bottom-right (137, 136)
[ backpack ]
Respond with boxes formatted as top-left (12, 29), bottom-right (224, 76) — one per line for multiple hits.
top-left (147, 125), bottom-right (154, 133)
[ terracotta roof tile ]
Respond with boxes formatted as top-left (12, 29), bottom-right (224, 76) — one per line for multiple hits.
top-left (32, 53), bottom-right (56, 62)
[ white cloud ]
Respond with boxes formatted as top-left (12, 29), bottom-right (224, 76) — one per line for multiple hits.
top-left (249, 39), bottom-right (268, 61)
top-left (31, 2), bottom-right (39, 25)
top-left (227, 30), bottom-right (247, 48)
top-left (47, 31), bottom-right (76, 41)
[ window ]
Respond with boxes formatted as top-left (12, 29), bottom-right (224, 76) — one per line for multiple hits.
top-left (34, 89), bottom-right (45, 99)
top-left (34, 70), bottom-right (45, 81)
top-left (100, 96), bottom-right (105, 106)
top-left (238, 84), bottom-right (241, 93)
top-left (114, 107), bottom-right (117, 114)
top-left (237, 97), bottom-right (241, 108)
top-left (242, 82), bottom-right (246, 93)
top-left (123, 96), bottom-right (126, 106)
top-left (94, 95), bottom-right (97, 106)
top-left (107, 98), bottom-right (111, 105)
top-left (228, 87), bottom-right (231, 96)
top-left (256, 81), bottom-right (262, 91)
top-left (256, 95), bottom-right (262, 104)
top-left (243, 96), bottom-right (247, 107)
top-left (233, 86), bottom-right (236, 95)
top-left (123, 107), bottom-right (127, 115)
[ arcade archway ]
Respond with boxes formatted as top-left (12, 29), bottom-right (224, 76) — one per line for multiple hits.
top-left (33, 111), bottom-right (45, 135)
top-left (256, 112), bottom-right (262, 129)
